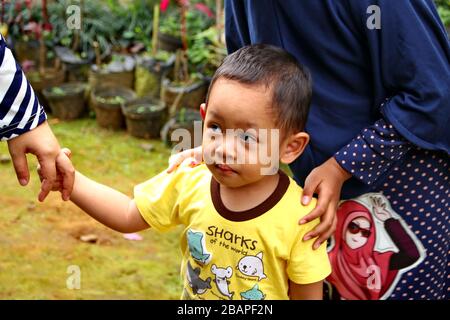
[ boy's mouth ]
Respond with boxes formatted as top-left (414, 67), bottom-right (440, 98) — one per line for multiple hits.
top-left (214, 164), bottom-right (237, 175)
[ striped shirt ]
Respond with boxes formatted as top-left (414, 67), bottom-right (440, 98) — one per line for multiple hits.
top-left (0, 33), bottom-right (47, 141)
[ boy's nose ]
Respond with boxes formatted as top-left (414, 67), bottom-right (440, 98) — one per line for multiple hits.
top-left (215, 135), bottom-right (237, 164)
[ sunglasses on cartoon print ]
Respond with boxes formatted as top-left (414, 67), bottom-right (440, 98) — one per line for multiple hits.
top-left (348, 221), bottom-right (372, 238)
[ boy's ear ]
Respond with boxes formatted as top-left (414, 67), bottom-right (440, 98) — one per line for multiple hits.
top-left (280, 132), bottom-right (310, 164)
top-left (200, 103), bottom-right (206, 120)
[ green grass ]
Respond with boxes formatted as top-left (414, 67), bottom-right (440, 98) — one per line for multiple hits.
top-left (0, 118), bottom-right (183, 299)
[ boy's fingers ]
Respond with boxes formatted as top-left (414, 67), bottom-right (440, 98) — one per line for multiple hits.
top-left (39, 178), bottom-right (52, 202)
top-left (166, 163), bottom-right (178, 174)
top-left (9, 149), bottom-right (30, 186)
top-left (185, 157), bottom-right (200, 167)
top-left (37, 164), bottom-right (43, 182)
top-left (57, 151), bottom-right (75, 201)
top-left (61, 148), bottom-right (72, 159)
top-left (37, 158), bottom-right (57, 202)
top-left (167, 149), bottom-right (198, 173)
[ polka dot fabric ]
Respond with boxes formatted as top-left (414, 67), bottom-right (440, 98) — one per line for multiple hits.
top-left (335, 118), bottom-right (449, 300)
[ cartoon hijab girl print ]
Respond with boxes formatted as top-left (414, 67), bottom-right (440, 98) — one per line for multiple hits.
top-left (327, 193), bottom-right (425, 300)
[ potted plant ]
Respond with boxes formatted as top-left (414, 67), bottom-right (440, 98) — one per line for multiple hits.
top-left (122, 97), bottom-right (167, 139)
top-left (160, 65), bottom-right (207, 116)
top-left (160, 107), bottom-right (203, 148)
top-left (158, 1), bottom-right (218, 115)
top-left (5, 1), bottom-right (41, 64)
top-left (158, 0), bottom-right (215, 52)
top-left (23, 2), bottom-right (65, 112)
top-left (158, 12), bottom-right (183, 52)
top-left (52, 0), bottom-right (114, 81)
top-left (42, 82), bottom-right (87, 120)
top-left (89, 52), bottom-right (136, 90)
top-left (90, 85), bottom-right (137, 130)
top-left (134, 4), bottom-right (176, 99)
top-left (105, 0), bottom-right (155, 54)
top-left (135, 50), bottom-right (175, 98)
top-left (188, 26), bottom-right (226, 85)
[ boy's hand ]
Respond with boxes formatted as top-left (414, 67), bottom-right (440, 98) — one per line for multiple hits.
top-left (166, 146), bottom-right (203, 173)
top-left (299, 157), bottom-right (351, 250)
top-left (37, 148), bottom-right (74, 201)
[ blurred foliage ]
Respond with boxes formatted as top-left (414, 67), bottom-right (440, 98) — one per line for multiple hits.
top-left (188, 26), bottom-right (226, 77)
top-left (3, 0), bottom-right (224, 73)
top-left (435, 0), bottom-right (450, 27)
top-left (159, 7), bottom-right (213, 39)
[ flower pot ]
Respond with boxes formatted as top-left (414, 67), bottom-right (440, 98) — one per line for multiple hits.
top-left (157, 32), bottom-right (183, 52)
top-left (134, 54), bottom-right (175, 98)
top-left (13, 39), bottom-right (40, 64)
top-left (42, 82), bottom-right (87, 120)
top-left (160, 108), bottom-right (203, 148)
top-left (161, 78), bottom-right (207, 116)
top-left (89, 55), bottom-right (136, 90)
top-left (27, 67), bottom-right (66, 112)
top-left (55, 45), bottom-right (111, 82)
top-left (122, 98), bottom-right (167, 139)
top-left (91, 86), bottom-right (137, 130)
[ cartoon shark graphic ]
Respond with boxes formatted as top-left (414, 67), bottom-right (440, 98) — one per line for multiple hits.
top-left (187, 229), bottom-right (211, 264)
top-left (237, 252), bottom-right (267, 281)
top-left (240, 284), bottom-right (266, 300)
top-left (211, 264), bottom-right (234, 300)
top-left (186, 261), bottom-right (212, 295)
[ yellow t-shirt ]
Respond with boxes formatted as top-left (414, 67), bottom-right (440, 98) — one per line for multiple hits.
top-left (134, 163), bottom-right (331, 300)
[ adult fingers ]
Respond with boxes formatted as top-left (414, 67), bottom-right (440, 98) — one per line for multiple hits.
top-left (302, 193), bottom-right (337, 241)
top-left (311, 204), bottom-right (338, 250)
top-left (298, 181), bottom-right (330, 225)
top-left (9, 147), bottom-right (30, 186)
top-left (303, 197), bottom-right (333, 241)
top-left (300, 170), bottom-right (320, 206)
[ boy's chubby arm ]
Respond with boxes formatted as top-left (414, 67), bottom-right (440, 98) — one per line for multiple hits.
top-left (40, 148), bottom-right (150, 233)
top-left (289, 280), bottom-right (323, 300)
top-left (70, 171), bottom-right (150, 233)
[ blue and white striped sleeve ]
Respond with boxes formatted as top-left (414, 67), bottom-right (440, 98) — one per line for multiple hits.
top-left (0, 33), bottom-right (47, 141)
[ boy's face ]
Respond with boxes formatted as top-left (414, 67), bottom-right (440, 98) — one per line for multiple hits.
top-left (202, 78), bottom-right (282, 188)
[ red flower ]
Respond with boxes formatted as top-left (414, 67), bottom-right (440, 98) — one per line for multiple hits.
top-left (160, 0), bottom-right (170, 11)
top-left (42, 22), bottom-right (53, 32)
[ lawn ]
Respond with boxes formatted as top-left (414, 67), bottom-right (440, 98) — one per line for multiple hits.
top-left (0, 118), bottom-right (183, 299)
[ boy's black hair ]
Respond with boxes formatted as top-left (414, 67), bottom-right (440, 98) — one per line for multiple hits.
top-left (206, 44), bottom-right (312, 134)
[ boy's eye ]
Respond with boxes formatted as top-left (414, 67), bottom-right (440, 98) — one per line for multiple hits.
top-left (209, 124), bottom-right (222, 133)
top-left (239, 132), bottom-right (257, 143)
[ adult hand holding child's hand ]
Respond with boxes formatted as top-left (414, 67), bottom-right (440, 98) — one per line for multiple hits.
top-left (37, 147), bottom-right (74, 201)
top-left (6, 122), bottom-right (74, 201)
